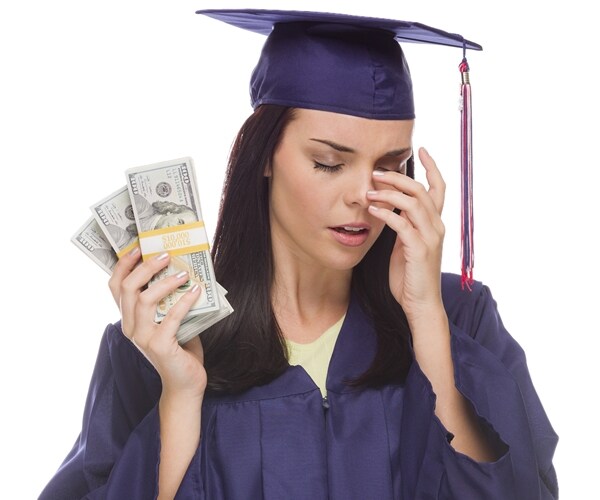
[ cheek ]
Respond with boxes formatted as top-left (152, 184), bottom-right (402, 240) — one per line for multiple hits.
top-left (272, 156), bottom-right (332, 217)
top-left (288, 180), bottom-right (335, 232)
top-left (370, 217), bottom-right (387, 240)
top-left (274, 171), bottom-right (312, 213)
top-left (270, 163), bottom-right (316, 228)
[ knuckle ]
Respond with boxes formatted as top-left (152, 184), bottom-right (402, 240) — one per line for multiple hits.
top-left (414, 183), bottom-right (427, 197)
top-left (438, 221), bottom-right (446, 237)
top-left (166, 307), bottom-right (184, 323)
top-left (161, 311), bottom-right (177, 324)
top-left (108, 275), bottom-right (119, 292)
top-left (406, 197), bottom-right (419, 211)
top-left (167, 304), bottom-right (188, 324)
top-left (120, 278), bottom-right (137, 295)
top-left (395, 215), bottom-right (410, 230)
top-left (137, 290), bottom-right (155, 307)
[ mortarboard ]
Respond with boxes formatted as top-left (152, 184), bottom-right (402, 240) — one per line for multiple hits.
top-left (196, 9), bottom-right (481, 287)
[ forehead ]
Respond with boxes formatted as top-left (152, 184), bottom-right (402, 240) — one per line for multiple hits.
top-left (285, 108), bottom-right (414, 152)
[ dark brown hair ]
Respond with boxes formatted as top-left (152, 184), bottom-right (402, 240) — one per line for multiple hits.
top-left (202, 104), bottom-right (413, 393)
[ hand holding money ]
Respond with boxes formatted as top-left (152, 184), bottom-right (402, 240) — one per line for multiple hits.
top-left (125, 158), bottom-right (220, 322)
top-left (72, 157), bottom-right (233, 343)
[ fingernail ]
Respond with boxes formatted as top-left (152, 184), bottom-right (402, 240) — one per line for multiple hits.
top-left (366, 190), bottom-right (378, 196)
top-left (422, 147), bottom-right (430, 156)
top-left (191, 284), bottom-right (200, 293)
top-left (368, 205), bottom-right (379, 211)
top-left (156, 252), bottom-right (169, 260)
top-left (175, 271), bottom-right (188, 279)
top-left (372, 171), bottom-right (385, 177)
top-left (129, 246), bottom-right (140, 256)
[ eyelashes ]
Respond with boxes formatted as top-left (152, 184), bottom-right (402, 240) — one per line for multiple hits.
top-left (313, 161), bottom-right (343, 173)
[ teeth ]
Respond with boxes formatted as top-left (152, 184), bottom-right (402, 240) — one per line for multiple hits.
top-left (343, 226), bottom-right (363, 232)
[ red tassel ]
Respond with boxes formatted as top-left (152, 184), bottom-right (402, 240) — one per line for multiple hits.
top-left (459, 57), bottom-right (474, 290)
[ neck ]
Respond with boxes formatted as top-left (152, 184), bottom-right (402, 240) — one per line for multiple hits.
top-left (271, 240), bottom-right (351, 344)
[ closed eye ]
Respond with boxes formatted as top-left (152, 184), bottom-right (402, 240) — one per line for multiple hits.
top-left (314, 161), bottom-right (344, 173)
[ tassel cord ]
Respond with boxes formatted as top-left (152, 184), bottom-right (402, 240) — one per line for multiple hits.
top-left (459, 57), bottom-right (474, 289)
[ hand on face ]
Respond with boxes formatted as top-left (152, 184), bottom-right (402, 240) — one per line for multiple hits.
top-left (108, 248), bottom-right (207, 397)
top-left (367, 147), bottom-right (445, 321)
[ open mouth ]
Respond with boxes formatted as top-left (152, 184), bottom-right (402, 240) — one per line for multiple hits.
top-left (329, 225), bottom-right (370, 247)
top-left (331, 226), bottom-right (368, 234)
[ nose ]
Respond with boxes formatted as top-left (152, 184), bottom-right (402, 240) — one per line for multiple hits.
top-left (342, 166), bottom-right (376, 208)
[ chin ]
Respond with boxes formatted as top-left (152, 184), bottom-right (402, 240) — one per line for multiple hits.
top-left (322, 250), bottom-right (370, 272)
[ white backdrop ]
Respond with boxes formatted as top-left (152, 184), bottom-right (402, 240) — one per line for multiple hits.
top-left (1, 1), bottom-right (597, 498)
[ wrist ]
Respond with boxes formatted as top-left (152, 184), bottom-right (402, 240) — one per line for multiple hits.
top-left (405, 300), bottom-right (447, 331)
top-left (160, 387), bottom-right (205, 411)
top-left (408, 303), bottom-right (450, 358)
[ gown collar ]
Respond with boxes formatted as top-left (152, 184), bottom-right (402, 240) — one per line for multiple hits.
top-left (205, 294), bottom-right (378, 404)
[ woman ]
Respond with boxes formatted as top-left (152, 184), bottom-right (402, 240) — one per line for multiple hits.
top-left (40, 9), bottom-right (558, 499)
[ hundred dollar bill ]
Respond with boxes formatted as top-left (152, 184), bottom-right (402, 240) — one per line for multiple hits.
top-left (90, 186), bottom-right (139, 257)
top-left (71, 217), bottom-right (118, 275)
top-left (126, 157), bottom-right (220, 322)
top-left (177, 291), bottom-right (234, 344)
top-left (87, 180), bottom-right (234, 342)
top-left (72, 215), bottom-right (233, 340)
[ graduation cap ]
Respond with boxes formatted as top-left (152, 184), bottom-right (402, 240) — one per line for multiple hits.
top-left (196, 8), bottom-right (481, 287)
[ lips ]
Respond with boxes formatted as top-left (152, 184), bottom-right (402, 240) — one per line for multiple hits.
top-left (333, 226), bottom-right (367, 234)
top-left (328, 223), bottom-right (370, 247)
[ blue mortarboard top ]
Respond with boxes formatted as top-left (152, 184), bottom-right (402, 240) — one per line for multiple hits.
top-left (196, 9), bottom-right (482, 120)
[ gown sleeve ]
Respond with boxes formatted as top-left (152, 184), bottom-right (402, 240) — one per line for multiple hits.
top-left (400, 276), bottom-right (559, 500)
top-left (38, 322), bottom-right (163, 499)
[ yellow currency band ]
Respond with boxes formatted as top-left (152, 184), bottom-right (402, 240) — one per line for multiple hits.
top-left (139, 221), bottom-right (209, 260)
top-left (117, 239), bottom-right (141, 259)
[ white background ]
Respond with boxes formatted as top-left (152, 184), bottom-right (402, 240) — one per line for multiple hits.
top-left (1, 0), bottom-right (597, 498)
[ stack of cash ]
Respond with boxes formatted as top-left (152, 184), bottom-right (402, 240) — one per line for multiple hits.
top-left (72, 157), bottom-right (233, 344)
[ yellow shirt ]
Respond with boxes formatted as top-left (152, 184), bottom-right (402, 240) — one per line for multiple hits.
top-left (285, 315), bottom-right (345, 398)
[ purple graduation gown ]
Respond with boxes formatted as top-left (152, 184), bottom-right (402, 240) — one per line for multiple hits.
top-left (40, 274), bottom-right (558, 499)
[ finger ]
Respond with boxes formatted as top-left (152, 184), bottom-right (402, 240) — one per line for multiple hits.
top-left (418, 147), bottom-right (446, 214)
top-left (160, 283), bottom-right (203, 334)
top-left (131, 276), bottom-right (196, 353)
top-left (120, 252), bottom-right (170, 337)
top-left (368, 205), bottom-right (426, 256)
top-left (151, 285), bottom-right (203, 352)
top-left (372, 170), bottom-right (439, 219)
top-left (124, 252), bottom-right (172, 292)
top-left (367, 188), bottom-right (443, 240)
top-left (133, 270), bottom-right (193, 339)
top-left (108, 246), bottom-right (141, 305)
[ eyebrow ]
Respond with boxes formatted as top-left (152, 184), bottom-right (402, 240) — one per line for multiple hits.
top-left (309, 138), bottom-right (411, 157)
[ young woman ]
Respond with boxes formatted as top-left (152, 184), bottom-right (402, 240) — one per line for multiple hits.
top-left (40, 10), bottom-right (558, 499)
